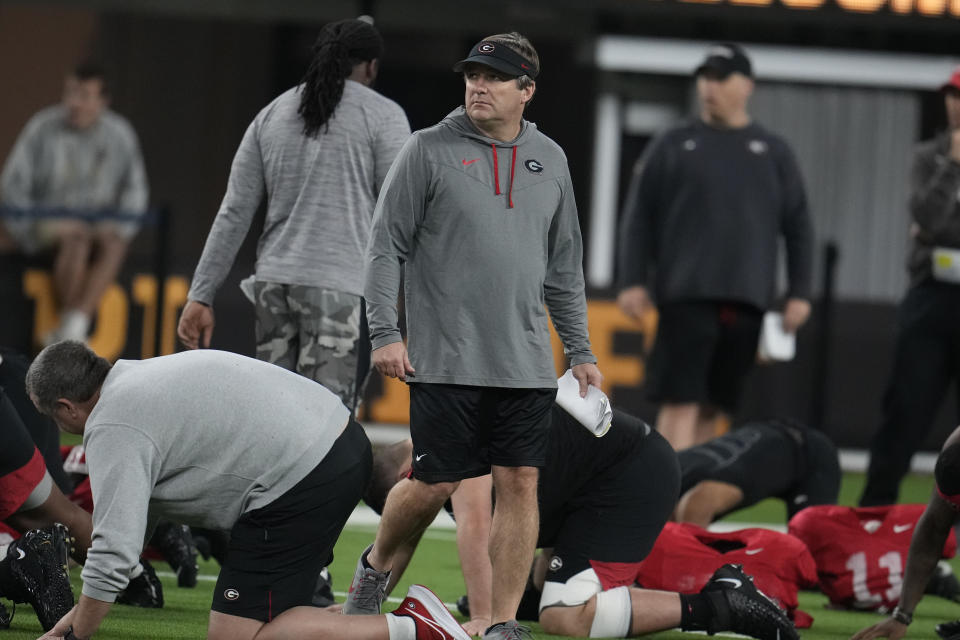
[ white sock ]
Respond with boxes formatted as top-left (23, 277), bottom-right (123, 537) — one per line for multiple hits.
top-left (0, 544), bottom-right (8, 561)
top-left (59, 310), bottom-right (91, 341)
top-left (386, 613), bottom-right (416, 640)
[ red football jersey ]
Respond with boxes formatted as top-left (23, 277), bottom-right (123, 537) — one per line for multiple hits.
top-left (788, 504), bottom-right (957, 610)
top-left (636, 522), bottom-right (818, 627)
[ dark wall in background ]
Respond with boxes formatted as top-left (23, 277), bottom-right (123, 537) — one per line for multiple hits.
top-left (1, 3), bottom-right (958, 449)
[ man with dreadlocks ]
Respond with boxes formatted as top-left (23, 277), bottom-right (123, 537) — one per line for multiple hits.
top-left (178, 16), bottom-right (409, 413)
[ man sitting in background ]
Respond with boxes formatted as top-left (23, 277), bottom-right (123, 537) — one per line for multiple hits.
top-left (0, 62), bottom-right (149, 343)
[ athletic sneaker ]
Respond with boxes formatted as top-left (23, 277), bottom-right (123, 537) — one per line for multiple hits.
top-left (927, 561), bottom-right (960, 602)
top-left (312, 566), bottom-right (336, 607)
top-left (343, 545), bottom-right (391, 614)
top-left (937, 619), bottom-right (960, 640)
top-left (0, 601), bottom-right (12, 629)
top-left (116, 559), bottom-right (164, 608)
top-left (700, 564), bottom-right (799, 640)
top-left (6, 525), bottom-right (74, 631)
top-left (153, 521), bottom-right (199, 588)
top-left (391, 584), bottom-right (471, 640)
top-left (482, 620), bottom-right (534, 640)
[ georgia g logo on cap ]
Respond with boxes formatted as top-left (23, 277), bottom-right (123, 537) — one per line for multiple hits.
top-left (478, 42), bottom-right (495, 54)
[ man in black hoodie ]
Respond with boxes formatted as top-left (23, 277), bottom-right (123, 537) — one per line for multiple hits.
top-left (616, 43), bottom-right (814, 452)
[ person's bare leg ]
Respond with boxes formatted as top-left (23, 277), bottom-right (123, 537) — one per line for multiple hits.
top-left (367, 477), bottom-right (457, 572)
top-left (489, 465), bottom-right (539, 624)
top-left (656, 403), bottom-right (700, 451)
top-left (693, 406), bottom-right (729, 445)
top-left (208, 609), bottom-right (392, 640)
top-left (72, 228), bottom-right (128, 316)
top-left (539, 589), bottom-right (681, 637)
top-left (674, 481), bottom-right (744, 528)
top-left (52, 221), bottom-right (94, 311)
top-left (7, 482), bottom-right (93, 564)
top-left (385, 528), bottom-right (425, 595)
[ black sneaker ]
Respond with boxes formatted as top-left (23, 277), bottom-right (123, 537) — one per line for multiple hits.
top-left (311, 566), bottom-right (335, 607)
top-left (0, 601), bottom-right (12, 629)
top-left (7, 525), bottom-right (74, 631)
top-left (937, 619), bottom-right (960, 640)
top-left (700, 564), bottom-right (799, 640)
top-left (152, 522), bottom-right (198, 588)
top-left (456, 594), bottom-right (470, 618)
top-left (927, 562), bottom-right (960, 602)
top-left (116, 559), bottom-right (164, 608)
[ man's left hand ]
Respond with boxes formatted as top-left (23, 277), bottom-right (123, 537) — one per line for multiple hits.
top-left (782, 298), bottom-right (812, 333)
top-left (570, 362), bottom-right (603, 398)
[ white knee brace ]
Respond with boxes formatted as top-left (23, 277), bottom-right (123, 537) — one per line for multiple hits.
top-left (589, 586), bottom-right (632, 638)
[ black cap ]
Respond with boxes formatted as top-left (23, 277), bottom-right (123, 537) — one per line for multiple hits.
top-left (695, 43), bottom-right (753, 79)
top-left (453, 40), bottom-right (538, 79)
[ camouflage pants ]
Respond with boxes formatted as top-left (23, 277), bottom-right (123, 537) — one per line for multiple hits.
top-left (253, 282), bottom-right (369, 411)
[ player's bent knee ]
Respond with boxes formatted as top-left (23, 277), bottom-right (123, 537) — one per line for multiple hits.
top-left (589, 587), bottom-right (631, 638)
top-left (541, 570), bottom-right (631, 638)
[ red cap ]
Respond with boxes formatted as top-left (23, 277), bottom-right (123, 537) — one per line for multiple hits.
top-left (941, 67), bottom-right (960, 93)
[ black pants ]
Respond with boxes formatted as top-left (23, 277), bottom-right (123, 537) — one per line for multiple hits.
top-left (860, 280), bottom-right (960, 506)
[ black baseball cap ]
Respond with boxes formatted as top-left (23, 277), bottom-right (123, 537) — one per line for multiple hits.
top-left (695, 43), bottom-right (753, 79)
top-left (453, 40), bottom-right (539, 79)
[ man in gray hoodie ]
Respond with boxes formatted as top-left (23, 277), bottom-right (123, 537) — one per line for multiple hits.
top-left (350, 32), bottom-right (602, 640)
top-left (24, 341), bottom-right (471, 640)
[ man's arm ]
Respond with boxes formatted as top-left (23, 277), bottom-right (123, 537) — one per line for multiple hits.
top-left (0, 114), bottom-right (41, 210)
top-left (372, 104), bottom-right (411, 191)
top-left (776, 141), bottom-right (814, 333)
top-left (543, 171), bottom-right (596, 370)
top-left (365, 136), bottom-right (427, 379)
top-left (40, 596), bottom-right (112, 639)
top-left (909, 134), bottom-right (960, 240)
top-left (184, 118), bottom-right (266, 309)
top-left (850, 426), bottom-right (960, 640)
top-left (116, 122), bottom-right (149, 217)
top-left (616, 137), bottom-right (666, 306)
top-left (80, 426), bottom-right (160, 611)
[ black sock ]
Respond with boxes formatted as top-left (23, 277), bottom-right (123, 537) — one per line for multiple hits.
top-left (0, 556), bottom-right (28, 601)
top-left (679, 593), bottom-right (713, 631)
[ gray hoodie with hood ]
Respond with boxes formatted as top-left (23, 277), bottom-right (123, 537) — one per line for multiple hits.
top-left (365, 107), bottom-right (595, 388)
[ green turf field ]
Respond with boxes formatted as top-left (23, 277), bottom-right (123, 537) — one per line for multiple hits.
top-left (4, 471), bottom-right (960, 639)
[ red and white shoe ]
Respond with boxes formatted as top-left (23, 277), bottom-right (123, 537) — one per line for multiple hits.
top-left (392, 584), bottom-right (472, 640)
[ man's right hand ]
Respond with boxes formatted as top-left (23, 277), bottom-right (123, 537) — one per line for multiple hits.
top-left (177, 300), bottom-right (215, 350)
top-left (372, 342), bottom-right (415, 381)
top-left (617, 285), bottom-right (655, 321)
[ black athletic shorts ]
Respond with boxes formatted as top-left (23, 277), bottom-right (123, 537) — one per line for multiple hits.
top-left (539, 426), bottom-right (680, 587)
top-left (409, 383), bottom-right (555, 483)
top-left (211, 419), bottom-right (371, 622)
top-left (646, 300), bottom-right (763, 412)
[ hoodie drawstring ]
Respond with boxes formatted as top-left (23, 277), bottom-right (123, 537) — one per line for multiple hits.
top-left (508, 146), bottom-right (516, 209)
top-left (490, 144), bottom-right (517, 209)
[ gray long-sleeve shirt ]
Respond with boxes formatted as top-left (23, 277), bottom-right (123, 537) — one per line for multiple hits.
top-left (187, 80), bottom-right (410, 303)
top-left (907, 133), bottom-right (960, 286)
top-left (80, 350), bottom-right (349, 602)
top-left (0, 105), bottom-right (148, 250)
top-left (364, 108), bottom-right (596, 388)
top-left (617, 119), bottom-right (814, 308)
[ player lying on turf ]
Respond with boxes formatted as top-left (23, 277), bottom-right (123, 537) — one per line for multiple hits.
top-left (27, 342), bottom-right (471, 640)
top-left (851, 424), bottom-right (960, 640)
top-left (675, 417), bottom-right (841, 526)
top-left (364, 403), bottom-right (798, 640)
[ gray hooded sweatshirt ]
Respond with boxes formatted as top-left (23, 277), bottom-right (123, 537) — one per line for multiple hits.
top-left (365, 107), bottom-right (595, 388)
